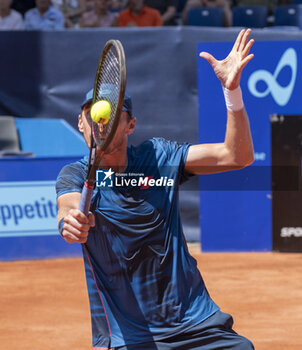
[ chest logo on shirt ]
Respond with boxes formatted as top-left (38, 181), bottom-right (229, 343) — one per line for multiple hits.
top-left (96, 169), bottom-right (174, 189)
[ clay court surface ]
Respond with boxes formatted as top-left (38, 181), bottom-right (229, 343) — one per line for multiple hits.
top-left (1, 246), bottom-right (302, 350)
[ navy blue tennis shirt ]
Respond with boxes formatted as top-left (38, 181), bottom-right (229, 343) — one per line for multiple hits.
top-left (56, 137), bottom-right (219, 348)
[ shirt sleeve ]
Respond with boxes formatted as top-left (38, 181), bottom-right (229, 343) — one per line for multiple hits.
top-left (154, 10), bottom-right (163, 26)
top-left (117, 11), bottom-right (127, 27)
top-left (24, 11), bottom-right (32, 30)
top-left (56, 159), bottom-right (87, 198)
top-left (15, 12), bottom-right (25, 30)
top-left (17, 19), bottom-right (25, 30)
top-left (153, 138), bottom-right (193, 184)
top-left (55, 10), bottom-right (65, 29)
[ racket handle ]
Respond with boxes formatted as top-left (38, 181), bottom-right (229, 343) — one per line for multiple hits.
top-left (79, 182), bottom-right (94, 216)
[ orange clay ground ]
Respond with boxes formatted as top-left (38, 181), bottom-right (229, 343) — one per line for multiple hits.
top-left (1, 245), bottom-right (302, 350)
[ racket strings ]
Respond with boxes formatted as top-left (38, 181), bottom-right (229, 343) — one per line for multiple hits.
top-left (95, 47), bottom-right (121, 141)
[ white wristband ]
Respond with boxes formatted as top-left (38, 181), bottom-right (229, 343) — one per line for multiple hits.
top-left (223, 86), bottom-right (244, 112)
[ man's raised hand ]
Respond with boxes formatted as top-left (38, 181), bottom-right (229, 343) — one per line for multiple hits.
top-left (199, 29), bottom-right (254, 90)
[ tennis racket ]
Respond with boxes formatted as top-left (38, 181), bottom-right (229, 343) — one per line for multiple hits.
top-left (79, 40), bottom-right (126, 216)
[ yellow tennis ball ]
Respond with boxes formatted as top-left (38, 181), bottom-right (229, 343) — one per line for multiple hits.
top-left (90, 100), bottom-right (111, 124)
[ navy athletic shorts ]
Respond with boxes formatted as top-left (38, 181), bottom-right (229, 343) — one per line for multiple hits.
top-left (114, 311), bottom-right (254, 350)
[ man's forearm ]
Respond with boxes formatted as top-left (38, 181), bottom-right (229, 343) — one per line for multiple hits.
top-left (224, 107), bottom-right (254, 167)
top-left (56, 192), bottom-right (81, 225)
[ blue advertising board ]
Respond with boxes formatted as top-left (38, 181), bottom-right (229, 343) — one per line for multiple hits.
top-left (0, 118), bottom-right (88, 261)
top-left (0, 158), bottom-right (83, 260)
top-left (198, 41), bottom-right (301, 251)
top-left (0, 181), bottom-right (57, 237)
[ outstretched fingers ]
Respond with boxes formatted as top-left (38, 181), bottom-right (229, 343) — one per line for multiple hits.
top-left (240, 54), bottom-right (254, 70)
top-left (199, 52), bottom-right (216, 66)
top-left (199, 28), bottom-right (254, 89)
top-left (242, 38), bottom-right (255, 58)
top-left (233, 29), bottom-right (245, 52)
top-left (239, 28), bottom-right (252, 52)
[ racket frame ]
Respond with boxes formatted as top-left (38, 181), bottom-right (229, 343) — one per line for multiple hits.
top-left (79, 39), bottom-right (126, 216)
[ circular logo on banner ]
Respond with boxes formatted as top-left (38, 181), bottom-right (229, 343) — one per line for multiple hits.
top-left (248, 48), bottom-right (297, 106)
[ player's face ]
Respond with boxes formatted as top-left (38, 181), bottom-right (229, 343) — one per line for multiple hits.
top-left (102, 112), bottom-right (136, 155)
top-left (78, 103), bottom-right (93, 147)
top-left (78, 105), bottom-right (136, 155)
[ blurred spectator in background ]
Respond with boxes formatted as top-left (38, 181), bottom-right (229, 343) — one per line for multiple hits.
top-left (182, 0), bottom-right (232, 26)
top-left (144, 0), bottom-right (178, 25)
top-left (51, 0), bottom-right (85, 28)
top-left (118, 0), bottom-right (162, 27)
top-left (110, 0), bottom-right (127, 11)
top-left (81, 0), bottom-right (118, 27)
top-left (233, 0), bottom-right (279, 25)
top-left (79, 0), bottom-right (95, 26)
top-left (0, 0), bottom-right (24, 29)
top-left (25, 0), bottom-right (65, 29)
top-left (11, 0), bottom-right (35, 16)
top-left (233, 0), bottom-right (287, 6)
top-left (233, 1), bottom-right (276, 11)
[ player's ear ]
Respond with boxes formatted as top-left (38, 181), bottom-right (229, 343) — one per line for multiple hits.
top-left (126, 117), bottom-right (136, 135)
top-left (78, 113), bottom-right (84, 133)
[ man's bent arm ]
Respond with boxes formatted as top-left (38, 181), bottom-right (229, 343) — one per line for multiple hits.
top-left (185, 107), bottom-right (254, 175)
top-left (185, 29), bottom-right (255, 175)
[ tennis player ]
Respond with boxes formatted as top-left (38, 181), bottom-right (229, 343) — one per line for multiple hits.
top-left (56, 29), bottom-right (255, 349)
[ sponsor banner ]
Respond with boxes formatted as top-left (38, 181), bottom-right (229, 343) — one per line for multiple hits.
top-left (280, 227), bottom-right (302, 238)
top-left (0, 181), bottom-right (57, 237)
top-left (198, 41), bottom-right (302, 251)
top-left (247, 47), bottom-right (297, 107)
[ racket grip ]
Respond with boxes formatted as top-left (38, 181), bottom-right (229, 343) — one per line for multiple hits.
top-left (79, 182), bottom-right (94, 216)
